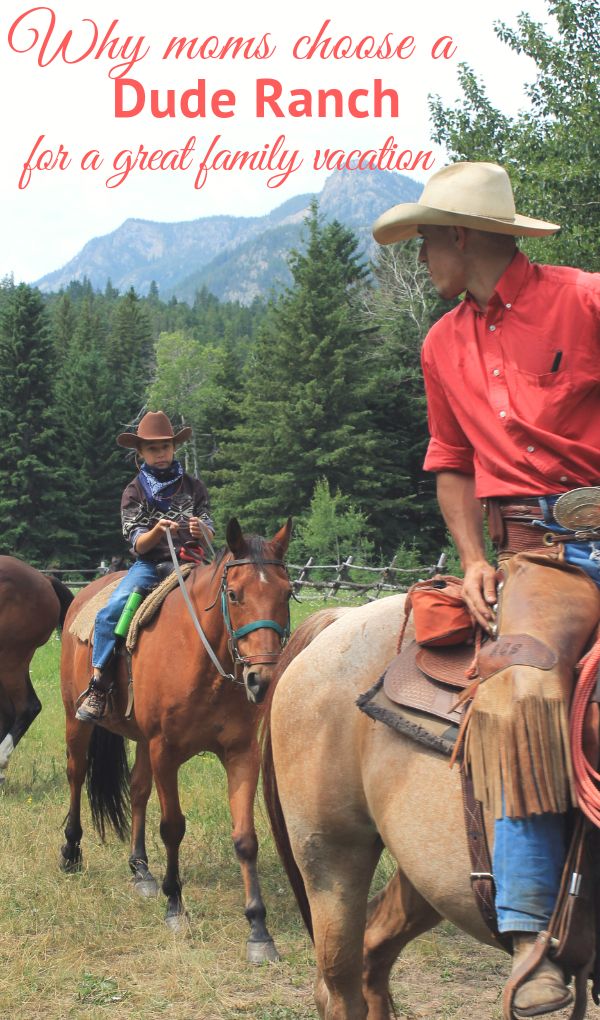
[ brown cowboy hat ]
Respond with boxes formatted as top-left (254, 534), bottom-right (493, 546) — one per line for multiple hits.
top-left (372, 161), bottom-right (561, 244)
top-left (117, 411), bottom-right (192, 450)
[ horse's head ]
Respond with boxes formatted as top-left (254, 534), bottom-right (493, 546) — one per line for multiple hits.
top-left (221, 517), bottom-right (293, 704)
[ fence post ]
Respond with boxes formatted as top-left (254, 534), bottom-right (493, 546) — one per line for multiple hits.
top-left (372, 554), bottom-right (397, 600)
top-left (293, 556), bottom-right (314, 596)
top-left (429, 552), bottom-right (447, 577)
top-left (328, 555), bottom-right (353, 597)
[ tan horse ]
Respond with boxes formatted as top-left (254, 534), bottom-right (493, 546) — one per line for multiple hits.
top-left (0, 556), bottom-right (73, 782)
top-left (60, 519), bottom-right (292, 961)
top-left (262, 595), bottom-right (519, 1020)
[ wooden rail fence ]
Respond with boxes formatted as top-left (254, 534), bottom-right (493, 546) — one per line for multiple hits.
top-left (44, 553), bottom-right (448, 599)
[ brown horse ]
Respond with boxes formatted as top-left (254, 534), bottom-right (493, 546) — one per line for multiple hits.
top-left (262, 595), bottom-right (560, 1020)
top-left (60, 518), bottom-right (292, 961)
top-left (0, 556), bottom-right (73, 781)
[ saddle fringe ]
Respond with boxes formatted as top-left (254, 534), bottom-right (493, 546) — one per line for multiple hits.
top-left (465, 695), bottom-right (576, 819)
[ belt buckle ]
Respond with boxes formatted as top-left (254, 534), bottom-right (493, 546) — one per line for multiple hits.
top-left (553, 487), bottom-right (600, 531)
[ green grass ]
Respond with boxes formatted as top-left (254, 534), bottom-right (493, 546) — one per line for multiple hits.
top-left (0, 598), bottom-right (509, 1019)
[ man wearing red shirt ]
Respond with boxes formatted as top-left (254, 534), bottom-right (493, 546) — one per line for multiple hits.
top-left (373, 161), bottom-right (600, 1018)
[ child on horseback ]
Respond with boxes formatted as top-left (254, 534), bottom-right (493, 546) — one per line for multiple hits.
top-left (76, 411), bottom-right (215, 723)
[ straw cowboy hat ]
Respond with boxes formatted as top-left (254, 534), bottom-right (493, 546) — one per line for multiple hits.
top-left (372, 161), bottom-right (560, 244)
top-left (117, 411), bottom-right (192, 449)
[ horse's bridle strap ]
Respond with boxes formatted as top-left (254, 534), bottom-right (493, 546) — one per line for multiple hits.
top-left (232, 619), bottom-right (288, 640)
top-left (241, 652), bottom-right (281, 666)
top-left (167, 531), bottom-right (289, 681)
top-left (221, 558), bottom-right (291, 664)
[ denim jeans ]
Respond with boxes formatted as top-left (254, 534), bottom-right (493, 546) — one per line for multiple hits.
top-left (493, 493), bottom-right (600, 933)
top-left (532, 494), bottom-right (600, 585)
top-left (92, 559), bottom-right (159, 669)
top-left (494, 809), bottom-right (567, 933)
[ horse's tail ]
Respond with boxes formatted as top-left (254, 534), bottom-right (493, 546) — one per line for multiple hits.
top-left (261, 607), bottom-right (350, 942)
top-left (85, 726), bottom-right (130, 842)
top-left (49, 576), bottom-right (74, 631)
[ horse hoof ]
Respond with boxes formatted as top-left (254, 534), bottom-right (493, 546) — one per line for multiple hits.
top-left (246, 939), bottom-right (281, 964)
top-left (59, 850), bottom-right (82, 874)
top-left (165, 910), bottom-right (190, 935)
top-left (132, 875), bottom-right (159, 898)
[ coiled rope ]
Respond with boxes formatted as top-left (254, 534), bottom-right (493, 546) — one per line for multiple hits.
top-left (570, 637), bottom-right (600, 825)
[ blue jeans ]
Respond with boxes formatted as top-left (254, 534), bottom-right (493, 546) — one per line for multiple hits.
top-left (494, 494), bottom-right (600, 933)
top-left (494, 810), bottom-right (567, 933)
top-left (92, 560), bottom-right (159, 669)
top-left (532, 495), bottom-right (600, 586)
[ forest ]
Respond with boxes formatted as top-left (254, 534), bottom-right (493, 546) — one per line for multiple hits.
top-left (0, 0), bottom-right (597, 569)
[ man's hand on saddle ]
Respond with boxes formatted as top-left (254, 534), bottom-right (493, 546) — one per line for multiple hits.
top-left (462, 559), bottom-right (498, 634)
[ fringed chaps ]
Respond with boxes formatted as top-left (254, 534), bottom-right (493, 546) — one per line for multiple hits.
top-left (465, 551), bottom-right (600, 819)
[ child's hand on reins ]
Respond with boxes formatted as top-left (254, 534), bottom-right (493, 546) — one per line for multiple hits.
top-left (189, 517), bottom-right (214, 540)
top-left (154, 519), bottom-right (180, 534)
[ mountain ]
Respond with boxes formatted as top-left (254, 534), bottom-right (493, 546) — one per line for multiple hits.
top-left (35, 169), bottom-right (422, 303)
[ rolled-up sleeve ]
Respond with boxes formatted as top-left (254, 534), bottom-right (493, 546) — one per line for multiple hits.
top-left (421, 342), bottom-right (474, 475)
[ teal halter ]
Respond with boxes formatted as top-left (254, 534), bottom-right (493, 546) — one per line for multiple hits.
top-left (219, 558), bottom-right (291, 667)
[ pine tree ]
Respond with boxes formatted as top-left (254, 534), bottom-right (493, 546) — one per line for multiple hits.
top-left (291, 478), bottom-right (373, 564)
top-left (362, 243), bottom-right (453, 555)
top-left (54, 295), bottom-right (129, 565)
top-left (107, 288), bottom-right (154, 427)
top-left (0, 282), bottom-right (68, 563)
top-left (51, 293), bottom-right (76, 365)
top-left (219, 203), bottom-right (377, 536)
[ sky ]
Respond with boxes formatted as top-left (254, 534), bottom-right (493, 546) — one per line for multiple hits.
top-left (0, 0), bottom-right (553, 283)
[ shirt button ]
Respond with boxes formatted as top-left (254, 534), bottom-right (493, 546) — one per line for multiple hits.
top-left (505, 303), bottom-right (512, 309)
top-left (499, 411), bottom-right (506, 418)
top-left (560, 475), bottom-right (568, 483)
top-left (489, 325), bottom-right (496, 332)
top-left (527, 445), bottom-right (535, 453)
top-left (492, 369), bottom-right (500, 377)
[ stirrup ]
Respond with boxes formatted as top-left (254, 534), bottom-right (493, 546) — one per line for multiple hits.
top-left (75, 676), bottom-right (97, 707)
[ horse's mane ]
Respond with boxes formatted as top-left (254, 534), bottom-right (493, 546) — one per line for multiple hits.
top-left (211, 535), bottom-right (273, 579)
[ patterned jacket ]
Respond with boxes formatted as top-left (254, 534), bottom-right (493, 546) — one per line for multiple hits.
top-left (121, 474), bottom-right (214, 562)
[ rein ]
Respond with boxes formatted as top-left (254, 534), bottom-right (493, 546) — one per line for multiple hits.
top-left (166, 530), bottom-right (289, 683)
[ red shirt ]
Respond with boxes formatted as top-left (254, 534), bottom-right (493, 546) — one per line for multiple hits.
top-left (421, 251), bottom-right (600, 497)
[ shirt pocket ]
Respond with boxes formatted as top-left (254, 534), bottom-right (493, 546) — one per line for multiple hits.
top-left (506, 364), bottom-right (573, 432)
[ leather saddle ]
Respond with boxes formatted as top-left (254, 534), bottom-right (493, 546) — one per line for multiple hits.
top-left (383, 633), bottom-right (558, 727)
top-left (383, 640), bottom-right (475, 726)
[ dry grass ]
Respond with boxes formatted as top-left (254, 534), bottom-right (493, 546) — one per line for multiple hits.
top-left (0, 599), bottom-right (548, 1019)
top-left (0, 629), bottom-right (320, 1020)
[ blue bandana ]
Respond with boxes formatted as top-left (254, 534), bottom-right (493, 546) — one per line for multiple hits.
top-left (138, 460), bottom-right (184, 511)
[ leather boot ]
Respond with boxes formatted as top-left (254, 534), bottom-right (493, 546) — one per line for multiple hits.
top-left (75, 674), bottom-right (111, 724)
top-left (511, 933), bottom-right (573, 1018)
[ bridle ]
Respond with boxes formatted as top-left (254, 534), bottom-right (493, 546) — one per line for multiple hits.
top-left (218, 558), bottom-right (291, 670)
top-left (166, 530), bottom-right (290, 685)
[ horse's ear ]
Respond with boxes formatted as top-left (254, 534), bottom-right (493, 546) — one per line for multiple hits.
top-left (272, 517), bottom-right (293, 556)
top-left (226, 518), bottom-right (246, 557)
